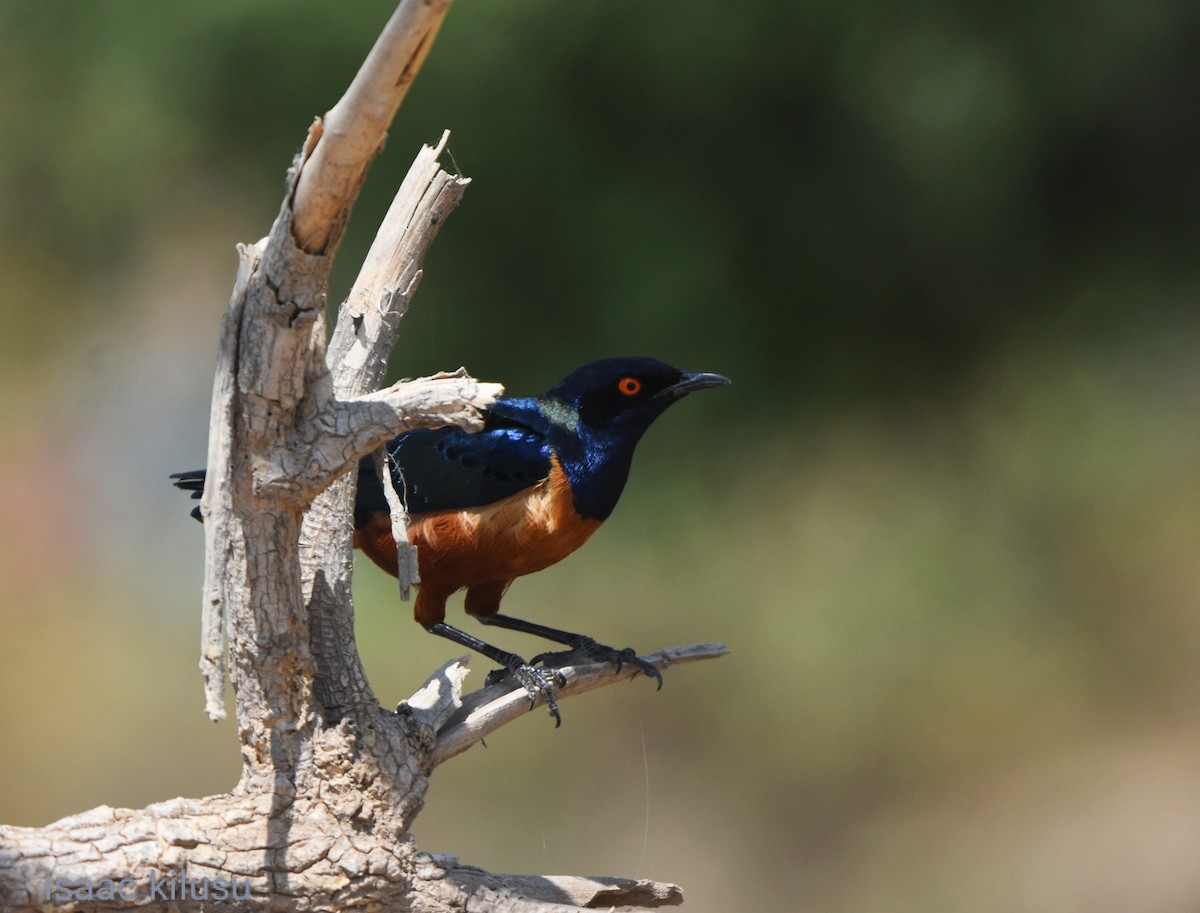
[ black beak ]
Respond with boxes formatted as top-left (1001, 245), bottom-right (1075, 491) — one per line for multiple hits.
top-left (654, 371), bottom-right (731, 402)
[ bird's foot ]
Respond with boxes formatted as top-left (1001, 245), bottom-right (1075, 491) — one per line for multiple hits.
top-left (532, 637), bottom-right (663, 690)
top-left (485, 661), bottom-right (565, 726)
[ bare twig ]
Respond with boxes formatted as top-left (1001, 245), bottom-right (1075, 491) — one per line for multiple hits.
top-left (374, 443), bottom-right (421, 599)
top-left (412, 857), bottom-right (685, 909)
top-left (292, 0), bottom-right (455, 253)
top-left (330, 130), bottom-right (469, 392)
top-left (404, 657), bottom-right (473, 731)
top-left (424, 644), bottom-right (731, 766)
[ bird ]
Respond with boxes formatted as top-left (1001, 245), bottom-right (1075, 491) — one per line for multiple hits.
top-left (173, 356), bottom-right (729, 723)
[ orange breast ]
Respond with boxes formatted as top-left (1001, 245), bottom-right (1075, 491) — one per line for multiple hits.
top-left (353, 458), bottom-right (601, 623)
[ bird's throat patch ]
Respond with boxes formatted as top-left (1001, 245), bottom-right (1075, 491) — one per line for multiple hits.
top-left (537, 396), bottom-right (580, 433)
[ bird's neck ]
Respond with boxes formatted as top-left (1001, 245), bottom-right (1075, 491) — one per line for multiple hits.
top-left (489, 396), bottom-right (639, 521)
top-left (549, 427), bottom-right (638, 521)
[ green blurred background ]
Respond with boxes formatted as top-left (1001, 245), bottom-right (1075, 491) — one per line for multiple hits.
top-left (3, 1), bottom-right (1200, 910)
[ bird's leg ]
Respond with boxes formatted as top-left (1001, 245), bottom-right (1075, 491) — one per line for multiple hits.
top-left (477, 614), bottom-right (664, 690)
top-left (425, 621), bottom-right (562, 725)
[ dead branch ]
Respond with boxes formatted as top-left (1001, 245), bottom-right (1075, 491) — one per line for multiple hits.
top-left (291, 0), bottom-right (454, 254)
top-left (415, 644), bottom-right (732, 766)
top-left (0, 2), bottom-right (726, 910)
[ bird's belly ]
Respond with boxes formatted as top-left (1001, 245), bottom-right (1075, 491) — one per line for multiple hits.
top-left (412, 462), bottom-right (599, 587)
top-left (355, 460), bottom-right (600, 593)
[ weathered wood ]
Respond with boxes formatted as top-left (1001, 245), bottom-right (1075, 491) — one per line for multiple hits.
top-left (0, 2), bottom-right (726, 910)
top-left (303, 130), bottom-right (472, 721)
top-left (0, 647), bottom-right (713, 910)
top-left (291, 0), bottom-right (453, 254)
top-left (422, 644), bottom-right (732, 766)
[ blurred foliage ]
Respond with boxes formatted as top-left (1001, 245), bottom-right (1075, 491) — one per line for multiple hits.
top-left (2, 1), bottom-right (1200, 911)
top-left (4, 0), bottom-right (1199, 393)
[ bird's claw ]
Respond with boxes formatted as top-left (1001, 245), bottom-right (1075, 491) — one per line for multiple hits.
top-left (486, 662), bottom-right (564, 726)
top-left (532, 639), bottom-right (664, 690)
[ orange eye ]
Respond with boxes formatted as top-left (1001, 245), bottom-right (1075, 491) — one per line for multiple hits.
top-left (618, 376), bottom-right (642, 396)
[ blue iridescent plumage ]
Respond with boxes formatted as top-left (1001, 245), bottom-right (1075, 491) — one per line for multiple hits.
top-left (175, 356), bottom-right (729, 724)
top-left (354, 423), bottom-right (552, 522)
top-left (358, 357), bottom-right (729, 525)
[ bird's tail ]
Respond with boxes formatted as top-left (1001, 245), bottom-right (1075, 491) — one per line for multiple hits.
top-left (169, 469), bottom-right (206, 522)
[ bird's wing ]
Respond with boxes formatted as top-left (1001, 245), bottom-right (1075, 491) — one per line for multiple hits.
top-left (355, 425), bottom-right (553, 523)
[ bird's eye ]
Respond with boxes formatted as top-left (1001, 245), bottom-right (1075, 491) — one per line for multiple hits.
top-left (617, 376), bottom-right (642, 396)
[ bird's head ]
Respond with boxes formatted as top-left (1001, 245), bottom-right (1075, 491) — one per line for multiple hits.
top-left (541, 356), bottom-right (730, 441)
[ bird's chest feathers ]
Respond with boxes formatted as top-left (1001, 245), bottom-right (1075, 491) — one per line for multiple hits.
top-left (408, 458), bottom-right (601, 587)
